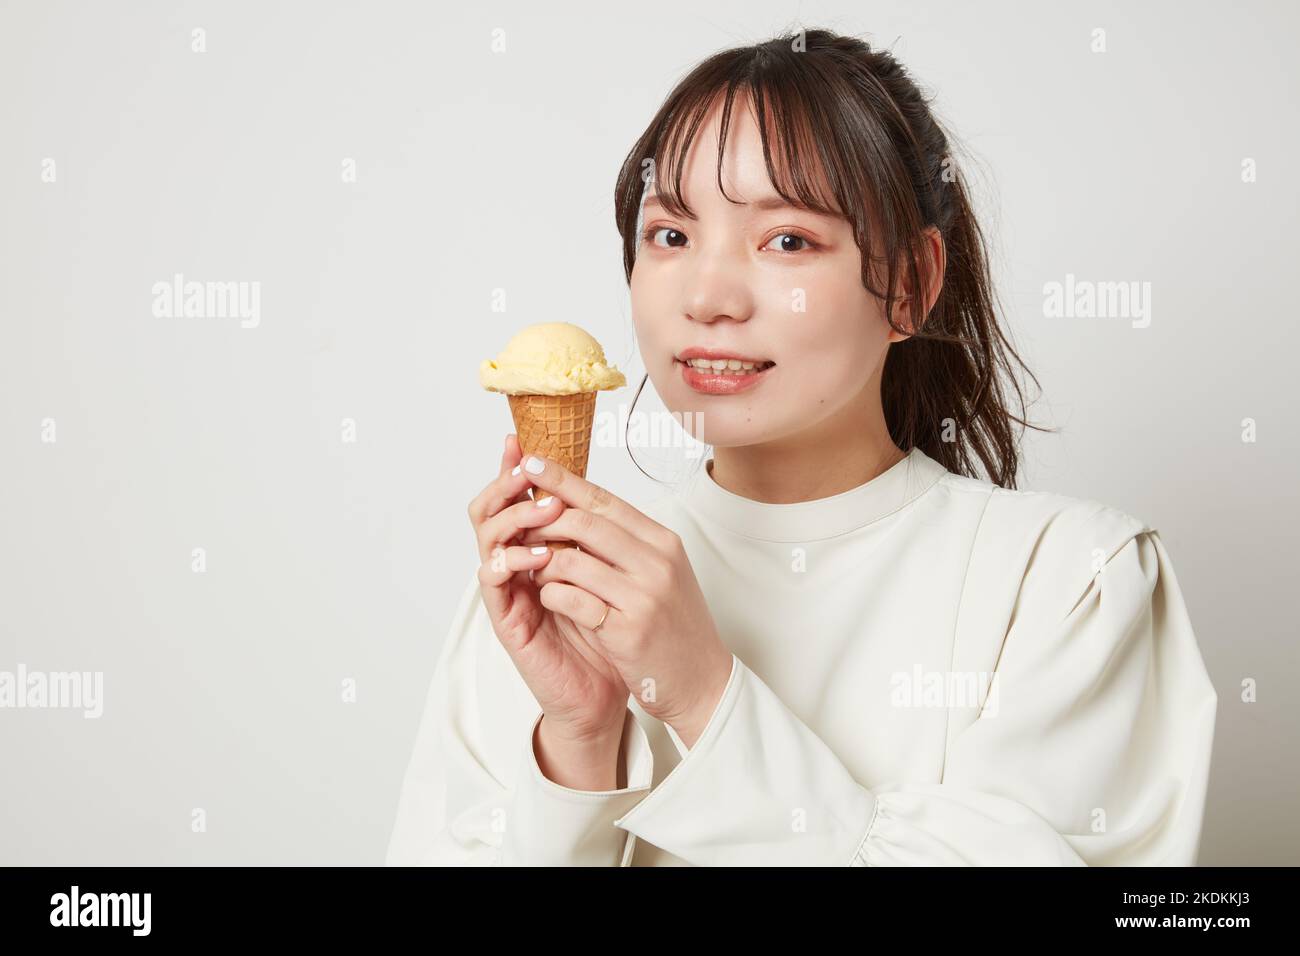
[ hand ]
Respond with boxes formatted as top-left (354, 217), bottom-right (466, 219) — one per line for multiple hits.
top-left (468, 435), bottom-right (631, 752)
top-left (517, 453), bottom-right (735, 749)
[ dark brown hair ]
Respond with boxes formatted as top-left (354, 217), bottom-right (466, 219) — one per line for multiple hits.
top-left (613, 28), bottom-right (1052, 488)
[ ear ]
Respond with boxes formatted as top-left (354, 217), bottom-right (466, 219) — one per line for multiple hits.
top-left (888, 226), bottom-right (946, 344)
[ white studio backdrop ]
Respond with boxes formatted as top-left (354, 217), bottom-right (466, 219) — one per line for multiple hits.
top-left (0, 0), bottom-right (1296, 864)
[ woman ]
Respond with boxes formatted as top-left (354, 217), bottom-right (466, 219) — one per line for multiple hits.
top-left (387, 29), bottom-right (1217, 866)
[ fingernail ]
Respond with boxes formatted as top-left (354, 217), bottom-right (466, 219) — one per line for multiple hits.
top-left (530, 546), bottom-right (549, 555)
top-left (535, 495), bottom-right (554, 507)
top-left (511, 465), bottom-right (521, 476)
top-left (524, 455), bottom-right (544, 475)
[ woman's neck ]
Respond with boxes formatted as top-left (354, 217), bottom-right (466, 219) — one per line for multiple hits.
top-left (707, 381), bottom-right (906, 505)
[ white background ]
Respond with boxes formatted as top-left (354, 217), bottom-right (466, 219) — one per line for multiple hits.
top-left (1, 0), bottom-right (1295, 864)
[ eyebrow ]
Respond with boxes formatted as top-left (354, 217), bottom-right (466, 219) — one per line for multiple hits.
top-left (642, 192), bottom-right (837, 218)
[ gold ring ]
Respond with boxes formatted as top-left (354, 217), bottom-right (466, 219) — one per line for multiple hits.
top-left (592, 604), bottom-right (610, 631)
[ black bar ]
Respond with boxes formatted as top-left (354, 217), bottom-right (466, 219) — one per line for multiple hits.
top-left (0, 866), bottom-right (1281, 941)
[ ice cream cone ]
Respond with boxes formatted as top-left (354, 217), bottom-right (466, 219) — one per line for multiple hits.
top-left (481, 322), bottom-right (626, 553)
top-left (508, 392), bottom-right (598, 550)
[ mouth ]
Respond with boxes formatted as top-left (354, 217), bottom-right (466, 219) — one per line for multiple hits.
top-left (674, 350), bottom-right (777, 395)
top-left (677, 357), bottom-right (777, 375)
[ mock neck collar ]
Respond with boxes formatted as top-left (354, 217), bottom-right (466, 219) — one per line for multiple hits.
top-left (680, 446), bottom-right (949, 542)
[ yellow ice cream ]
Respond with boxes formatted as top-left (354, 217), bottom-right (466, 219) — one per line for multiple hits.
top-left (479, 322), bottom-right (626, 395)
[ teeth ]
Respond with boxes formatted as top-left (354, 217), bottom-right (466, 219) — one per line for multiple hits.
top-left (685, 358), bottom-right (772, 374)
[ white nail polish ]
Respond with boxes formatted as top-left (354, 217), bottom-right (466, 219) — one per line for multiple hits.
top-left (530, 546), bottom-right (549, 555)
top-left (524, 456), bottom-right (544, 475)
top-left (535, 495), bottom-right (554, 506)
top-left (511, 465), bottom-right (521, 476)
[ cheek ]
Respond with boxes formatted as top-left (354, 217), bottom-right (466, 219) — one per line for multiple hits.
top-left (777, 275), bottom-right (886, 381)
top-left (788, 345), bottom-right (869, 408)
top-left (629, 271), bottom-right (667, 359)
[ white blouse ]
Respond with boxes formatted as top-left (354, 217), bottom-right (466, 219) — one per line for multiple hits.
top-left (386, 447), bottom-right (1218, 866)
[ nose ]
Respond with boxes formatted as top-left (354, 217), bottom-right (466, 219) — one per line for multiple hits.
top-left (680, 243), bottom-right (755, 325)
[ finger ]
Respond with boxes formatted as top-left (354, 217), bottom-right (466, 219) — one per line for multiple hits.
top-left (529, 543), bottom-right (637, 611)
top-left (476, 494), bottom-right (565, 563)
top-left (518, 506), bottom-right (655, 575)
top-left (516, 454), bottom-right (666, 542)
top-left (477, 544), bottom-right (553, 621)
top-left (467, 434), bottom-right (533, 529)
top-left (537, 581), bottom-right (614, 633)
top-left (503, 435), bottom-right (534, 508)
top-left (479, 543), bottom-right (554, 587)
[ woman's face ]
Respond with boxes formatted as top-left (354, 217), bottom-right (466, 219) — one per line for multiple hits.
top-left (630, 93), bottom-right (911, 451)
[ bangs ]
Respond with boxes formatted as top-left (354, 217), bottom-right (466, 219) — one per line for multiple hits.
top-left (646, 77), bottom-right (848, 224)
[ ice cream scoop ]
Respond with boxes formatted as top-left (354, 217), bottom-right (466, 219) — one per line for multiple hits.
top-left (481, 323), bottom-right (626, 547)
top-left (480, 322), bottom-right (626, 395)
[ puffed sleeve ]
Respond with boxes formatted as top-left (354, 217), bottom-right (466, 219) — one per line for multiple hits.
top-left (612, 529), bottom-right (1217, 866)
top-left (385, 571), bottom-right (655, 866)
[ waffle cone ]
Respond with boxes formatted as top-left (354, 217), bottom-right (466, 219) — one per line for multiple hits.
top-left (508, 391), bottom-right (598, 551)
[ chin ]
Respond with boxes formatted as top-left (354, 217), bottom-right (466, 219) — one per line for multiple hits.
top-left (673, 408), bottom-right (776, 449)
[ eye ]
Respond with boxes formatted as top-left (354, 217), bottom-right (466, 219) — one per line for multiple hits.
top-left (644, 226), bottom-right (688, 249)
top-left (763, 232), bottom-right (816, 253)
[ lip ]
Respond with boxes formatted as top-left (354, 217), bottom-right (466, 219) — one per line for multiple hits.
top-left (676, 347), bottom-right (774, 364)
top-left (675, 356), bottom-right (776, 395)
